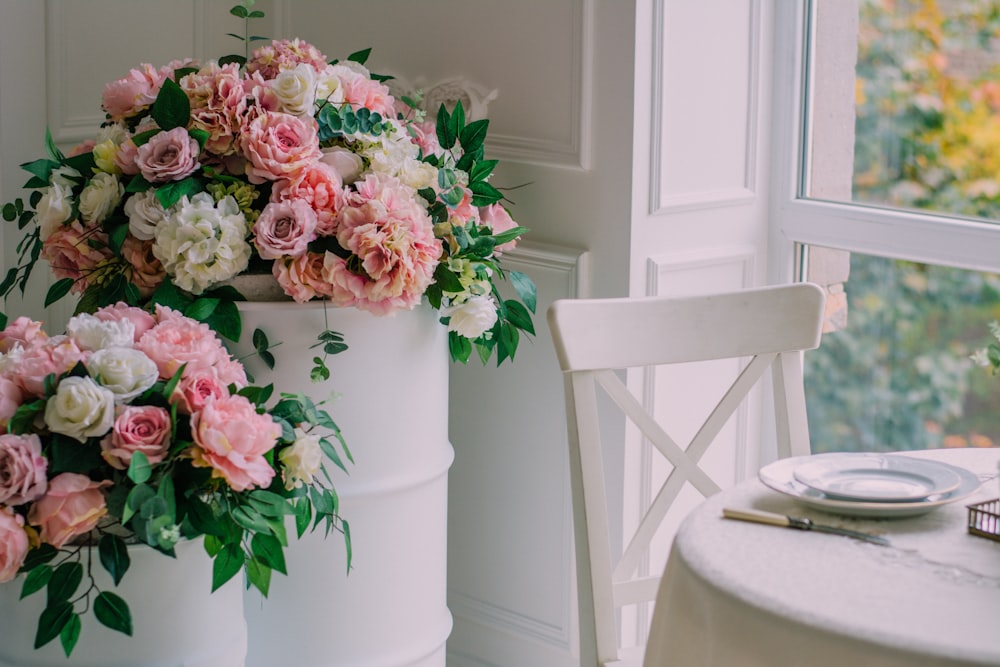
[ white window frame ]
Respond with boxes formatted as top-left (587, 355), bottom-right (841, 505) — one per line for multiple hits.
top-left (770, 0), bottom-right (1000, 276)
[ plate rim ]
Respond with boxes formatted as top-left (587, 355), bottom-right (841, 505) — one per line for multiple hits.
top-left (791, 452), bottom-right (962, 501)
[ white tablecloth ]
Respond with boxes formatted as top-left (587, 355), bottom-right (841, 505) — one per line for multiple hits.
top-left (644, 448), bottom-right (1000, 667)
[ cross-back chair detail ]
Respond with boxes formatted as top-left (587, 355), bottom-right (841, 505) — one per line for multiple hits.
top-left (547, 283), bottom-right (826, 666)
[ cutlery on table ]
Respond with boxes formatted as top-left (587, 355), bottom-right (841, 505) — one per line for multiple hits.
top-left (722, 507), bottom-right (891, 546)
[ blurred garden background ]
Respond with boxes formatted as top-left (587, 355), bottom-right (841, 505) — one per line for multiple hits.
top-left (804, 0), bottom-right (1000, 452)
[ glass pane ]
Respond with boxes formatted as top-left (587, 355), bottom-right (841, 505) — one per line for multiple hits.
top-left (804, 251), bottom-right (1000, 453)
top-left (806, 0), bottom-right (1000, 223)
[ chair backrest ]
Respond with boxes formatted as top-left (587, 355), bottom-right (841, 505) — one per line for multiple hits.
top-left (547, 283), bottom-right (826, 666)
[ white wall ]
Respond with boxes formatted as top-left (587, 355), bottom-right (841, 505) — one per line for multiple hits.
top-left (0, 1), bottom-right (778, 665)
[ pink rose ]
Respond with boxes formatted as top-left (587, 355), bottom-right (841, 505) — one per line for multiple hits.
top-left (0, 434), bottom-right (47, 505)
top-left (479, 204), bottom-right (520, 253)
top-left (0, 317), bottom-right (46, 353)
top-left (169, 368), bottom-right (230, 414)
top-left (8, 336), bottom-right (86, 397)
top-left (272, 162), bottom-right (345, 235)
top-left (0, 508), bottom-right (28, 583)
top-left (0, 377), bottom-right (22, 434)
top-left (41, 221), bottom-right (113, 293)
top-left (101, 406), bottom-right (171, 470)
top-left (137, 307), bottom-right (234, 379)
top-left (93, 303), bottom-right (156, 343)
top-left (239, 111), bottom-right (322, 184)
top-left (253, 200), bottom-right (317, 259)
top-left (408, 120), bottom-right (444, 159)
top-left (27, 473), bottom-right (110, 548)
top-left (135, 127), bottom-right (201, 183)
top-left (121, 236), bottom-right (166, 297)
top-left (113, 138), bottom-right (141, 175)
top-left (327, 174), bottom-right (441, 315)
top-left (102, 63), bottom-right (165, 121)
top-left (273, 252), bottom-right (335, 303)
top-left (191, 395), bottom-right (280, 491)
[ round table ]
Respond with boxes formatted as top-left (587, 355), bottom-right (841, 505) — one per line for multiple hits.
top-left (644, 448), bottom-right (1000, 667)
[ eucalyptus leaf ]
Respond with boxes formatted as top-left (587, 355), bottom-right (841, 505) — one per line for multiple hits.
top-left (509, 271), bottom-right (538, 313)
top-left (127, 450), bottom-right (152, 484)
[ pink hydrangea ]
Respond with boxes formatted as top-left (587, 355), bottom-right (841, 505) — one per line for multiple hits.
top-left (184, 62), bottom-right (247, 157)
top-left (0, 377), bottom-right (22, 434)
top-left (239, 111), bottom-right (322, 184)
top-left (191, 394), bottom-right (281, 491)
top-left (247, 38), bottom-right (329, 79)
top-left (326, 174), bottom-right (442, 315)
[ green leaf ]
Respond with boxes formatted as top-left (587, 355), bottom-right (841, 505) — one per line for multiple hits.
top-left (230, 4), bottom-right (249, 18)
top-left (432, 262), bottom-right (465, 293)
top-left (19, 544), bottom-right (57, 572)
top-left (20, 564), bottom-right (52, 599)
top-left (59, 612), bottom-right (81, 657)
top-left (509, 271), bottom-right (537, 313)
top-left (151, 78), bottom-right (191, 131)
top-left (20, 158), bottom-right (57, 184)
top-left (204, 298), bottom-right (242, 341)
top-left (211, 544), bottom-right (245, 592)
top-left (94, 591), bottom-right (133, 636)
top-left (246, 557), bottom-right (272, 597)
top-left (459, 118), bottom-right (489, 154)
top-left (347, 48), bottom-right (372, 65)
top-left (436, 105), bottom-right (455, 150)
top-left (35, 601), bottom-right (73, 649)
top-left (123, 483), bottom-right (156, 524)
top-left (469, 159), bottom-right (499, 184)
top-left (470, 180), bottom-right (504, 207)
top-left (9, 400), bottom-right (46, 436)
top-left (232, 505), bottom-right (272, 535)
top-left (294, 498), bottom-right (312, 538)
top-left (449, 100), bottom-right (466, 143)
top-left (47, 562), bottom-right (83, 605)
top-left (184, 297), bottom-right (220, 322)
top-left (504, 299), bottom-right (536, 335)
top-left (44, 128), bottom-right (65, 162)
top-left (155, 176), bottom-right (202, 210)
top-left (99, 534), bottom-right (131, 586)
top-left (250, 533), bottom-right (287, 575)
top-left (449, 332), bottom-right (473, 364)
top-left (127, 450), bottom-right (152, 484)
top-left (248, 490), bottom-right (296, 516)
top-left (342, 519), bottom-right (352, 573)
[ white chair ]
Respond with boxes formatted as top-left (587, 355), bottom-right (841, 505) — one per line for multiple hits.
top-left (547, 283), bottom-right (826, 666)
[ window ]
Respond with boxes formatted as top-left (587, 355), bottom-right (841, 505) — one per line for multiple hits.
top-left (773, 0), bottom-right (1000, 452)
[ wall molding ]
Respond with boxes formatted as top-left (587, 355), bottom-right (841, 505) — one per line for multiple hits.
top-left (648, 0), bottom-right (762, 215)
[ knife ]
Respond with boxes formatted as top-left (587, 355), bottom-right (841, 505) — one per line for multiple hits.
top-left (722, 507), bottom-right (891, 546)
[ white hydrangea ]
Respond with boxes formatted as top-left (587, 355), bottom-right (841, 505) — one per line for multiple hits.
top-left (443, 295), bottom-right (498, 339)
top-left (152, 193), bottom-right (251, 295)
top-left (85, 347), bottom-right (159, 403)
top-left (78, 172), bottom-right (123, 224)
top-left (66, 312), bottom-right (135, 351)
top-left (363, 124), bottom-right (437, 190)
top-left (124, 190), bottom-right (170, 241)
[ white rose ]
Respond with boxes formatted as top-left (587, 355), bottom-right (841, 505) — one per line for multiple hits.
top-left (66, 313), bottom-right (134, 351)
top-left (279, 428), bottom-right (324, 490)
top-left (320, 147), bottom-right (364, 184)
top-left (50, 165), bottom-right (82, 189)
top-left (315, 65), bottom-right (345, 106)
top-left (152, 193), bottom-right (251, 294)
top-left (78, 171), bottom-right (123, 224)
top-left (124, 190), bottom-right (169, 240)
top-left (272, 63), bottom-right (317, 116)
top-left (45, 376), bottom-right (115, 442)
top-left (85, 347), bottom-right (159, 403)
top-left (34, 183), bottom-right (75, 241)
top-left (444, 295), bottom-right (499, 339)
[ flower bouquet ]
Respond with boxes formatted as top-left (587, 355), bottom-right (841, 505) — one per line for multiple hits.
top-left (1, 4), bottom-right (536, 366)
top-left (0, 303), bottom-right (350, 656)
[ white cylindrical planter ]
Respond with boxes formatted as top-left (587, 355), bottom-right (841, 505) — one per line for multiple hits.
top-left (236, 301), bottom-right (453, 667)
top-left (0, 538), bottom-right (246, 667)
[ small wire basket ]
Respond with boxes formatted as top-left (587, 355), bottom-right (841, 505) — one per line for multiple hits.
top-left (967, 499), bottom-right (1000, 542)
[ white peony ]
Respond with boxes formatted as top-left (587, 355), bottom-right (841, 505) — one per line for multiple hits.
top-left (34, 183), bottom-right (75, 241)
top-left (66, 313), bottom-right (134, 351)
top-left (152, 193), bottom-right (251, 295)
top-left (124, 190), bottom-right (170, 241)
top-left (279, 428), bottom-right (324, 490)
top-left (78, 172), bottom-right (123, 224)
top-left (45, 376), bottom-right (115, 443)
top-left (444, 295), bottom-right (499, 339)
top-left (85, 347), bottom-right (159, 403)
top-left (272, 63), bottom-right (317, 116)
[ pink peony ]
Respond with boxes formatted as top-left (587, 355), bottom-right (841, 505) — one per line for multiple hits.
top-left (0, 377), bottom-right (22, 434)
top-left (0, 508), bottom-right (28, 583)
top-left (101, 405), bottom-right (171, 470)
top-left (0, 317), bottom-right (46, 353)
top-left (408, 120), bottom-right (445, 159)
top-left (479, 204), bottom-right (520, 253)
top-left (169, 368), bottom-right (230, 415)
top-left (41, 222), bottom-right (113, 293)
top-left (93, 302), bottom-right (157, 343)
top-left (253, 199), bottom-right (317, 259)
top-left (7, 336), bottom-right (86, 398)
top-left (190, 395), bottom-right (280, 492)
top-left (247, 38), bottom-right (329, 79)
top-left (340, 70), bottom-right (396, 117)
top-left (0, 433), bottom-right (47, 505)
top-left (27, 473), bottom-right (110, 548)
top-left (326, 174), bottom-right (442, 315)
top-left (102, 63), bottom-right (165, 121)
top-left (239, 111), bottom-right (322, 184)
top-left (273, 252), bottom-right (335, 303)
top-left (272, 161), bottom-right (345, 235)
top-left (135, 127), bottom-right (201, 183)
top-left (113, 138), bottom-right (141, 175)
top-left (137, 308), bottom-right (234, 380)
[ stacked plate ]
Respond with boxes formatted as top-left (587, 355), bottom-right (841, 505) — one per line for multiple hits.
top-left (758, 452), bottom-right (981, 518)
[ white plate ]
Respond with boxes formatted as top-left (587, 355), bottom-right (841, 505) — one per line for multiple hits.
top-left (792, 453), bottom-right (962, 502)
top-left (759, 454), bottom-right (981, 518)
